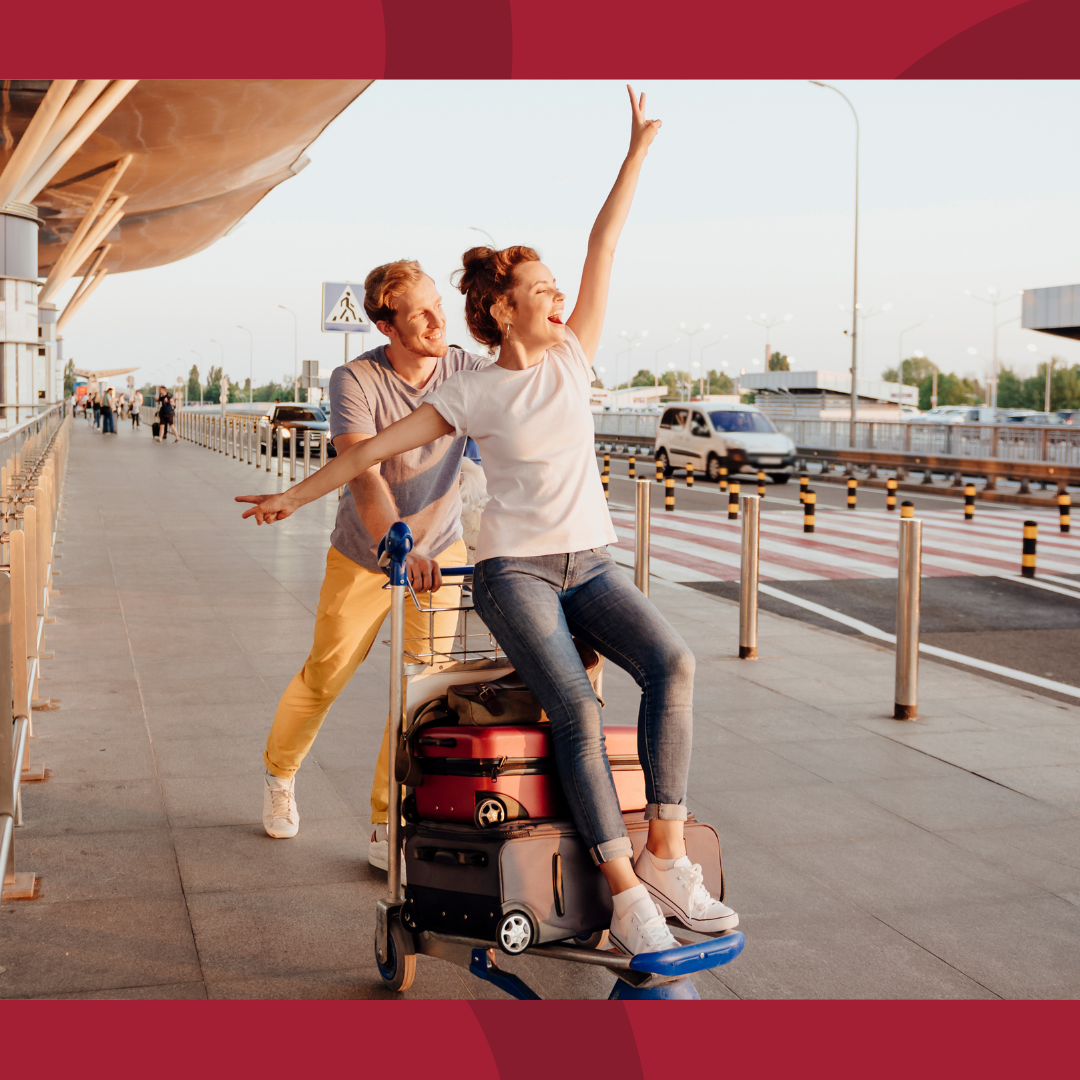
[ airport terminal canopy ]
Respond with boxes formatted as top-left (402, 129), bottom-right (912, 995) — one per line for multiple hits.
top-left (739, 369), bottom-right (918, 405)
top-left (1, 79), bottom-right (370, 277)
top-left (1022, 284), bottom-right (1080, 340)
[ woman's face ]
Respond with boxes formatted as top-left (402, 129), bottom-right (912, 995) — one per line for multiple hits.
top-left (503, 261), bottom-right (565, 350)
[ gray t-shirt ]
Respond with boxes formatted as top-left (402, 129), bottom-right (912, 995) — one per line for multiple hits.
top-left (329, 345), bottom-right (489, 571)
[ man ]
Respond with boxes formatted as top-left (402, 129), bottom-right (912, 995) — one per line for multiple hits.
top-left (131, 389), bottom-right (142, 429)
top-left (240, 260), bottom-right (487, 871)
top-left (102, 387), bottom-right (116, 434)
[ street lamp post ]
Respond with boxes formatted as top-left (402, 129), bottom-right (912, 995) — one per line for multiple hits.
top-left (616, 329), bottom-right (648, 398)
top-left (810, 80), bottom-right (859, 447)
top-left (745, 313), bottom-right (792, 373)
top-left (964, 288), bottom-right (1021, 410)
top-left (677, 322), bottom-right (710, 402)
top-left (237, 325), bottom-right (253, 402)
top-left (277, 304), bottom-right (299, 402)
top-left (190, 349), bottom-right (203, 404)
top-left (898, 315), bottom-right (932, 369)
top-left (654, 338), bottom-right (680, 389)
top-left (699, 337), bottom-right (728, 398)
top-left (1028, 344), bottom-right (1055, 411)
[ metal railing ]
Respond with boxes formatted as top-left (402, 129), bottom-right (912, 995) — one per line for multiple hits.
top-left (178, 409), bottom-right (328, 480)
top-left (775, 419), bottom-right (1080, 467)
top-left (2, 403), bottom-right (71, 902)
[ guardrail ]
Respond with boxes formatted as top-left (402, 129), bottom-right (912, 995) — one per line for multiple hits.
top-left (178, 410), bottom-right (328, 480)
top-left (2, 402), bottom-right (71, 902)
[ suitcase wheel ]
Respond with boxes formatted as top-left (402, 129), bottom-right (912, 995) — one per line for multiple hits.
top-left (375, 918), bottom-right (417, 992)
top-left (475, 796), bottom-right (508, 829)
top-left (496, 910), bottom-right (535, 955)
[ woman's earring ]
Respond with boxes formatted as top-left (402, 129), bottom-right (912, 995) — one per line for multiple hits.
top-left (505, 323), bottom-right (512, 342)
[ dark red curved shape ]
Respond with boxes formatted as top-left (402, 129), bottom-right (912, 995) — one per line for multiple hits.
top-left (470, 1001), bottom-right (645, 1080)
top-left (900, 0), bottom-right (1080, 77)
top-left (382, 0), bottom-right (513, 78)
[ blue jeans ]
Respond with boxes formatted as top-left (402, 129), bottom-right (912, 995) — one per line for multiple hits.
top-left (472, 549), bottom-right (694, 864)
top-left (102, 409), bottom-right (115, 433)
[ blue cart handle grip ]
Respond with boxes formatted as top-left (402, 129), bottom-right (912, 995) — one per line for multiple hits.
top-left (377, 522), bottom-right (413, 586)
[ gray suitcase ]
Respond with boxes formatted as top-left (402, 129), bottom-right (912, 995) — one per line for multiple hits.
top-left (401, 812), bottom-right (724, 955)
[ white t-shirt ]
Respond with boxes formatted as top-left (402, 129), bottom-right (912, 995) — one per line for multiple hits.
top-left (424, 328), bottom-right (617, 563)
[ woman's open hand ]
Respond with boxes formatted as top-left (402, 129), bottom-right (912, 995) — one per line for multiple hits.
top-left (627, 84), bottom-right (661, 157)
top-left (235, 492), bottom-right (299, 525)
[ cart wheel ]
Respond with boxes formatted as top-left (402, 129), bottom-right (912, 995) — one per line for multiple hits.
top-left (475, 796), bottom-right (507, 829)
top-left (375, 919), bottom-right (417, 992)
top-left (565, 928), bottom-right (609, 950)
top-left (496, 910), bottom-right (534, 955)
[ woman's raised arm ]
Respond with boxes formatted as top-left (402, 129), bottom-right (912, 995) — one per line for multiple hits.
top-left (235, 403), bottom-right (453, 525)
top-left (566, 86), bottom-right (661, 361)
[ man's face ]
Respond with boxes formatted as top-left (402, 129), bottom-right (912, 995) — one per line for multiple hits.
top-left (381, 276), bottom-right (447, 358)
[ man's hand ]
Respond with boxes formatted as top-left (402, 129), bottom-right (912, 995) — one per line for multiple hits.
top-left (406, 553), bottom-right (443, 594)
top-left (235, 492), bottom-right (299, 525)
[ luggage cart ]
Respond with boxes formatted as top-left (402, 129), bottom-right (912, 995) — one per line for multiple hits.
top-left (373, 522), bottom-right (745, 999)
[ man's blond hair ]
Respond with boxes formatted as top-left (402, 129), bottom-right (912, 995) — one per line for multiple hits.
top-left (364, 260), bottom-right (428, 327)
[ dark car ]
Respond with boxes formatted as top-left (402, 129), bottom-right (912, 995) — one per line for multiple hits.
top-left (261, 403), bottom-right (337, 458)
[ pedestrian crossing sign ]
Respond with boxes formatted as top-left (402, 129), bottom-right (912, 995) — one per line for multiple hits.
top-left (322, 282), bottom-right (371, 334)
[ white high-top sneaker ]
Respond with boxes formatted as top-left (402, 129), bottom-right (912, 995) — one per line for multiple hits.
top-left (368, 824), bottom-right (407, 884)
top-left (262, 772), bottom-right (299, 839)
top-left (635, 850), bottom-right (739, 933)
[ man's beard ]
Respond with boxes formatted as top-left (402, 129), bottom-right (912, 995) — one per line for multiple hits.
top-left (406, 332), bottom-right (448, 358)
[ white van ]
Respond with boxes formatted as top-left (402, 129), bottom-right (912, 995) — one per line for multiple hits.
top-left (654, 403), bottom-right (796, 483)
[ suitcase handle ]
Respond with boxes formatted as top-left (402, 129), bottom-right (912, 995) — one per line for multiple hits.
top-left (415, 846), bottom-right (489, 868)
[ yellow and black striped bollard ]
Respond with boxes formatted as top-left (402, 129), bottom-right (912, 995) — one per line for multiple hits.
top-left (1022, 520), bottom-right (1037, 577)
top-left (803, 490), bottom-right (816, 533)
top-left (757, 471), bottom-right (766, 498)
top-left (728, 481), bottom-right (740, 521)
top-left (964, 484), bottom-right (976, 521)
top-left (628, 455), bottom-right (636, 479)
top-left (686, 464), bottom-right (694, 488)
top-left (1058, 492), bottom-right (1071, 534)
top-left (655, 456), bottom-right (664, 483)
top-left (847, 476), bottom-right (857, 509)
top-left (886, 478), bottom-right (898, 512)
top-left (664, 476), bottom-right (675, 512)
top-left (603, 452), bottom-right (610, 476)
top-left (601, 472), bottom-right (609, 501)
top-left (719, 465), bottom-right (728, 493)
top-left (799, 475), bottom-right (809, 504)
top-left (900, 500), bottom-right (914, 519)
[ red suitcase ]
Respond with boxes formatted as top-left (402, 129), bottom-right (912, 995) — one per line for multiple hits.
top-left (410, 724), bottom-right (646, 829)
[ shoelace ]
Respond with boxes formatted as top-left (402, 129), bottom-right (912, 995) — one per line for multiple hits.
top-left (268, 785), bottom-right (296, 823)
top-left (677, 862), bottom-right (722, 918)
top-left (637, 909), bottom-right (678, 950)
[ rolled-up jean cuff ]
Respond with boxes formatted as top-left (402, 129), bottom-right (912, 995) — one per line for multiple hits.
top-left (590, 836), bottom-right (634, 865)
top-left (645, 803), bottom-right (688, 822)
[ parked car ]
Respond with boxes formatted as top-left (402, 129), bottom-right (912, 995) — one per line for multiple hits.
top-left (654, 404), bottom-right (796, 483)
top-left (1014, 411), bottom-right (1066, 425)
top-left (260, 403), bottom-right (337, 458)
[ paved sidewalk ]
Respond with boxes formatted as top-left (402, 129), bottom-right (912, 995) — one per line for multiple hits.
top-left (3, 419), bottom-right (1080, 999)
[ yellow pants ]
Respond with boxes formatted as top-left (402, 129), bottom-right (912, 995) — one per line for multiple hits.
top-left (264, 540), bottom-right (468, 822)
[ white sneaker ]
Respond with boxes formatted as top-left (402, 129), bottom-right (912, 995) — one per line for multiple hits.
top-left (262, 772), bottom-right (299, 838)
top-left (368, 823), bottom-right (407, 884)
top-left (635, 850), bottom-right (739, 933)
top-left (609, 890), bottom-right (681, 957)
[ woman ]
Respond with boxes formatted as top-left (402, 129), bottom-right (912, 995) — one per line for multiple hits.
top-left (157, 386), bottom-right (175, 443)
top-left (237, 87), bottom-right (736, 957)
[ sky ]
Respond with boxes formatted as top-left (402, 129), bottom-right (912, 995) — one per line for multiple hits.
top-left (60, 80), bottom-right (1080, 394)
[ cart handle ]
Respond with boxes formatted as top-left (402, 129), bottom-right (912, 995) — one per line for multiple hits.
top-left (438, 566), bottom-right (475, 577)
top-left (377, 521), bottom-right (413, 586)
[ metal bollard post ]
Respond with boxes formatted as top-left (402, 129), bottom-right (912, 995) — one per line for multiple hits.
top-left (799, 474), bottom-right (808, 504)
top-left (1058, 492), bottom-right (1071, 534)
top-left (655, 456), bottom-right (663, 484)
top-left (719, 465), bottom-right (728, 493)
top-left (628, 455), bottom-right (636, 479)
top-left (847, 476), bottom-right (857, 509)
top-left (886, 477), bottom-right (897, 511)
top-left (894, 516), bottom-right (923, 720)
top-left (232, 418), bottom-right (238, 459)
top-left (757, 471), bottom-right (766, 499)
top-left (264, 425), bottom-right (271, 472)
top-left (289, 430), bottom-right (297, 482)
top-left (664, 476), bottom-right (674, 512)
top-left (601, 473), bottom-right (609, 501)
top-left (1022, 520), bottom-right (1037, 578)
top-left (964, 484), bottom-right (976, 521)
top-left (686, 464), bottom-right (694, 488)
top-left (901, 500), bottom-right (914, 519)
top-left (739, 493), bottom-right (760, 659)
top-left (803, 490), bottom-right (816, 533)
top-left (727, 481), bottom-right (740, 521)
top-left (603, 452), bottom-right (610, 476)
top-left (634, 479), bottom-right (651, 597)
top-left (303, 430), bottom-right (311, 478)
top-left (277, 428), bottom-right (284, 476)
